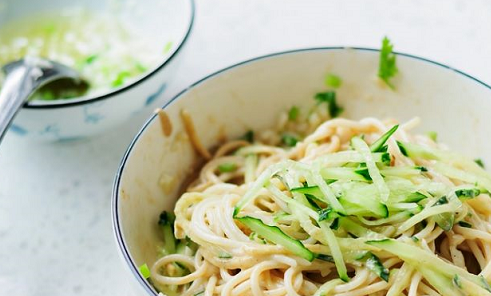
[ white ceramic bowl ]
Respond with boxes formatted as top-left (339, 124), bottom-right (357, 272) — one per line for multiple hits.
top-left (112, 48), bottom-right (491, 295)
top-left (0, 0), bottom-right (194, 141)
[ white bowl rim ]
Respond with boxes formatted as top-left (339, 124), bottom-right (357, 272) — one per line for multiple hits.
top-left (111, 46), bottom-right (491, 295)
top-left (23, 0), bottom-right (195, 109)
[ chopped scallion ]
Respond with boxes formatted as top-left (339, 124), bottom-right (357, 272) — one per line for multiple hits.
top-left (218, 163), bottom-right (237, 173)
top-left (325, 74), bottom-right (342, 88)
top-left (138, 263), bottom-right (151, 279)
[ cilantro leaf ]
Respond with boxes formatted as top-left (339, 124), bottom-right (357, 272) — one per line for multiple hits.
top-left (475, 158), bottom-right (485, 168)
top-left (378, 36), bottom-right (398, 89)
top-left (314, 91), bottom-right (343, 117)
top-left (281, 134), bottom-right (298, 147)
top-left (242, 130), bottom-right (254, 143)
top-left (288, 106), bottom-right (299, 121)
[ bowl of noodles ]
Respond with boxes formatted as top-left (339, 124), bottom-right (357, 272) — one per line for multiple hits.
top-left (112, 46), bottom-right (491, 295)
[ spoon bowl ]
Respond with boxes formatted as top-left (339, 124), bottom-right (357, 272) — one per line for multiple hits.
top-left (0, 57), bottom-right (85, 142)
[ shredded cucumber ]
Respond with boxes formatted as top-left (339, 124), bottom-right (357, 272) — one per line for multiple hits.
top-left (352, 137), bottom-right (390, 202)
top-left (236, 216), bottom-right (315, 261)
top-left (370, 125), bottom-right (399, 153)
top-left (228, 124), bottom-right (491, 292)
top-left (366, 239), bottom-right (491, 294)
top-left (365, 252), bottom-right (389, 282)
top-left (397, 199), bottom-right (460, 234)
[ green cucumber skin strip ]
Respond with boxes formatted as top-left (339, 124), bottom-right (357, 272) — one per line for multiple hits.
top-left (313, 151), bottom-right (390, 167)
top-left (396, 141), bottom-right (439, 159)
top-left (159, 211), bottom-right (176, 255)
top-left (365, 253), bottom-right (389, 282)
top-left (370, 125), bottom-right (399, 153)
top-left (236, 216), bottom-right (314, 262)
top-left (291, 186), bottom-right (322, 195)
top-left (320, 167), bottom-right (370, 182)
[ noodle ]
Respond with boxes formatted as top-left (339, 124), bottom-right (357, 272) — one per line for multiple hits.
top-left (150, 105), bottom-right (491, 296)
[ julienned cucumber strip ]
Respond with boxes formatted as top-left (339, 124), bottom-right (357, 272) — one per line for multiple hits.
top-left (314, 151), bottom-right (391, 167)
top-left (291, 185), bottom-right (322, 196)
top-left (396, 141), bottom-right (439, 160)
top-left (397, 201), bottom-right (459, 234)
top-left (320, 167), bottom-right (371, 182)
top-left (403, 192), bottom-right (427, 203)
top-left (341, 182), bottom-right (389, 218)
top-left (236, 216), bottom-right (315, 262)
top-left (365, 252), bottom-right (389, 282)
top-left (370, 125), bottom-right (399, 153)
top-left (352, 137), bottom-right (390, 203)
top-left (235, 160), bottom-right (312, 215)
top-left (431, 196), bottom-right (454, 231)
top-left (386, 263), bottom-right (413, 296)
top-left (234, 163), bottom-right (282, 216)
top-left (380, 166), bottom-right (426, 178)
top-left (292, 184), bottom-right (388, 218)
top-left (313, 279), bottom-right (344, 296)
top-left (366, 239), bottom-right (491, 293)
top-left (316, 253), bottom-right (334, 262)
top-left (158, 211), bottom-right (177, 255)
top-left (417, 266), bottom-right (463, 296)
top-left (309, 171), bottom-right (346, 214)
top-left (318, 222), bottom-right (349, 282)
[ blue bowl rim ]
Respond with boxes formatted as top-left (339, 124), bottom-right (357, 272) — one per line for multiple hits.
top-left (112, 46), bottom-right (491, 295)
top-left (23, 0), bottom-right (195, 109)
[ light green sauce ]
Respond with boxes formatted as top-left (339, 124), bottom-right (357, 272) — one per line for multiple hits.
top-left (0, 9), bottom-right (166, 100)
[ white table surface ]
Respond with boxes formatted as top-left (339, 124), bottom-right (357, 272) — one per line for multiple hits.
top-left (1, 0), bottom-right (491, 295)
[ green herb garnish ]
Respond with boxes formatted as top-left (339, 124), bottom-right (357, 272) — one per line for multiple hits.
top-left (325, 74), bottom-right (342, 88)
top-left (288, 106), bottom-right (299, 121)
top-left (112, 71), bottom-right (131, 87)
top-left (218, 163), bottom-right (237, 173)
top-left (163, 41), bottom-right (173, 54)
top-left (458, 221), bottom-right (472, 228)
top-left (135, 62), bottom-right (147, 73)
top-left (218, 252), bottom-right (233, 259)
top-left (85, 54), bottom-right (98, 64)
top-left (453, 274), bottom-right (462, 288)
top-left (427, 131), bottom-right (438, 142)
top-left (282, 134), bottom-right (298, 147)
top-left (138, 263), bottom-right (151, 279)
top-left (475, 159), bottom-right (485, 168)
top-left (315, 91), bottom-right (343, 117)
top-left (378, 36), bottom-right (398, 89)
top-left (242, 130), bottom-right (254, 143)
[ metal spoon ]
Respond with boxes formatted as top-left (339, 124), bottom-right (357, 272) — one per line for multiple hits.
top-left (0, 57), bottom-right (85, 142)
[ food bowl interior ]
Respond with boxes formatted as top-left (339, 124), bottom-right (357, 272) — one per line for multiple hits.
top-left (114, 48), bottom-right (491, 293)
top-left (0, 0), bottom-right (192, 104)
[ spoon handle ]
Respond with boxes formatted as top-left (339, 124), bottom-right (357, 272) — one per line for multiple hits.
top-left (0, 66), bottom-right (34, 142)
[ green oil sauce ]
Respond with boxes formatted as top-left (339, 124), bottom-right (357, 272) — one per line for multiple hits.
top-left (0, 9), bottom-right (162, 100)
